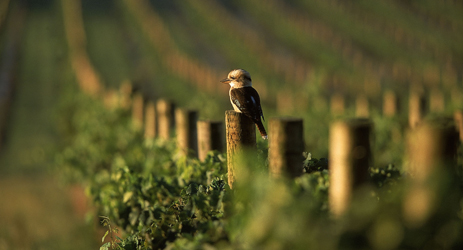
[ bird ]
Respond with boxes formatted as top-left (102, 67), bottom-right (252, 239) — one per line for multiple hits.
top-left (220, 69), bottom-right (267, 139)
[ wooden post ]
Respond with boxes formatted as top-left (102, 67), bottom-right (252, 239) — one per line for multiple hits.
top-left (197, 120), bottom-right (224, 161)
top-left (404, 118), bottom-right (459, 227)
top-left (383, 90), bottom-right (399, 117)
top-left (156, 99), bottom-right (175, 140)
top-left (175, 108), bottom-right (198, 157)
top-left (268, 118), bottom-right (304, 178)
top-left (355, 95), bottom-right (369, 118)
top-left (225, 110), bottom-right (256, 189)
top-left (406, 118), bottom-right (458, 178)
top-left (144, 101), bottom-right (157, 139)
top-left (329, 118), bottom-right (372, 217)
top-left (409, 91), bottom-right (426, 129)
top-left (131, 92), bottom-right (144, 129)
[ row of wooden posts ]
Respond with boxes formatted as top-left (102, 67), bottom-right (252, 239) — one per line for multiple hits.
top-left (228, 109), bottom-right (462, 225)
top-left (277, 87), bottom-right (462, 127)
top-left (123, 87), bottom-right (309, 186)
top-left (120, 83), bottom-right (463, 224)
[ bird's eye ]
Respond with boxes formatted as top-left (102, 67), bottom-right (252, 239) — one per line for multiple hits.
top-left (230, 76), bottom-right (236, 80)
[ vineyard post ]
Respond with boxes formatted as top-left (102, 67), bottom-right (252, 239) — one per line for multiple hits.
top-left (62, 0), bottom-right (102, 96)
top-left (329, 118), bottom-right (372, 217)
top-left (225, 110), bottom-right (256, 189)
top-left (268, 118), bottom-right (304, 178)
top-left (403, 118), bottom-right (459, 227)
top-left (409, 90), bottom-right (426, 129)
top-left (197, 120), bottom-right (224, 161)
top-left (144, 101), bottom-right (157, 139)
top-left (383, 90), bottom-right (398, 117)
top-left (156, 99), bottom-right (175, 140)
top-left (355, 94), bottom-right (369, 118)
top-left (175, 108), bottom-right (198, 157)
top-left (131, 92), bottom-right (144, 129)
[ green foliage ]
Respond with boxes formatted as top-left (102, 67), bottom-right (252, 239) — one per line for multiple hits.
top-left (56, 93), bottom-right (229, 249)
top-left (56, 94), bottom-right (463, 250)
top-left (372, 115), bottom-right (407, 168)
top-left (303, 152), bottom-right (329, 173)
top-left (370, 164), bottom-right (402, 188)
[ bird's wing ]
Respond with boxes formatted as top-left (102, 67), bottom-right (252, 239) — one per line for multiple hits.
top-left (230, 87), bottom-right (264, 122)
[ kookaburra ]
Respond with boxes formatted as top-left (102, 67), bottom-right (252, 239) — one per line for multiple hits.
top-left (221, 69), bottom-right (267, 139)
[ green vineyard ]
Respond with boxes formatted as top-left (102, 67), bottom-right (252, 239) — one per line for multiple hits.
top-left (0, 0), bottom-right (462, 249)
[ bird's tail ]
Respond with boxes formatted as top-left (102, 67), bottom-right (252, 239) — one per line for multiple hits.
top-left (256, 120), bottom-right (268, 140)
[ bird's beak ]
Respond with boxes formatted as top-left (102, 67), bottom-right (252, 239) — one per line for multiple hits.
top-left (220, 78), bottom-right (231, 84)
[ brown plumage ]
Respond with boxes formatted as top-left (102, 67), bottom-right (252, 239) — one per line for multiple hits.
top-left (221, 69), bottom-right (267, 139)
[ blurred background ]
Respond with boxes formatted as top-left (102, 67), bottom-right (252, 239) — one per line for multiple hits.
top-left (0, 0), bottom-right (462, 248)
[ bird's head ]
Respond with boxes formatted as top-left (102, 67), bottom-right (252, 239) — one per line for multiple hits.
top-left (220, 69), bottom-right (252, 88)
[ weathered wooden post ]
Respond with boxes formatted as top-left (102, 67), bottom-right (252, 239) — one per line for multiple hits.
top-left (409, 90), bottom-right (426, 129)
top-left (329, 118), bottom-right (372, 217)
top-left (268, 118), bottom-right (304, 178)
top-left (156, 99), bottom-right (175, 140)
top-left (197, 120), bottom-right (224, 161)
top-left (175, 108), bottom-right (198, 157)
top-left (225, 110), bottom-right (256, 189)
top-left (355, 94), bottom-right (369, 118)
top-left (131, 92), bottom-right (144, 129)
top-left (144, 101), bottom-right (157, 139)
top-left (383, 90), bottom-right (399, 117)
top-left (403, 118), bottom-right (459, 227)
